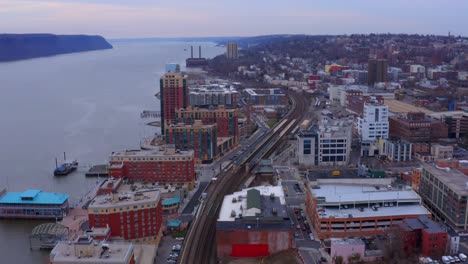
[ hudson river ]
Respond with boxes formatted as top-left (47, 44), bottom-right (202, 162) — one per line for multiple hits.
top-left (0, 41), bottom-right (224, 263)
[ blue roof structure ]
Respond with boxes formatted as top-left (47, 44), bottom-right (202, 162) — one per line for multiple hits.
top-left (0, 190), bottom-right (69, 205)
top-left (162, 196), bottom-right (180, 206)
top-left (167, 219), bottom-right (182, 227)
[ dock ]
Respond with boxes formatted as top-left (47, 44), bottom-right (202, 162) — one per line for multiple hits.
top-left (85, 165), bottom-right (108, 177)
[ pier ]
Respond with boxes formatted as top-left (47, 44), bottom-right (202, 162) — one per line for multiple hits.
top-left (85, 164), bottom-right (108, 177)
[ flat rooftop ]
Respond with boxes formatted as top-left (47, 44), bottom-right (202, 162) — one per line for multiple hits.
top-left (0, 189), bottom-right (68, 205)
top-left (422, 163), bottom-right (468, 196)
top-left (218, 186), bottom-right (286, 222)
top-left (385, 99), bottom-right (433, 114)
top-left (89, 189), bottom-right (160, 210)
top-left (50, 238), bottom-right (133, 263)
top-left (331, 238), bottom-right (365, 246)
top-left (321, 204), bottom-right (430, 219)
top-left (110, 148), bottom-right (193, 159)
top-left (310, 184), bottom-right (421, 204)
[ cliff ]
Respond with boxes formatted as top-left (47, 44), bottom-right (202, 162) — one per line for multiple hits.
top-left (0, 34), bottom-right (113, 62)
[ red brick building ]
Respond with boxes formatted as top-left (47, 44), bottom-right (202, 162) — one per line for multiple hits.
top-left (108, 145), bottom-right (195, 187)
top-left (160, 71), bottom-right (188, 133)
top-left (175, 105), bottom-right (239, 145)
top-left (346, 91), bottom-right (385, 115)
top-left (389, 112), bottom-right (448, 142)
top-left (398, 216), bottom-right (448, 259)
top-left (88, 189), bottom-right (163, 243)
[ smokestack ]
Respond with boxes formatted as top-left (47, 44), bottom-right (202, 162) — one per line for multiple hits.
top-left (199, 46), bottom-right (201, 58)
top-left (191, 46), bottom-right (193, 58)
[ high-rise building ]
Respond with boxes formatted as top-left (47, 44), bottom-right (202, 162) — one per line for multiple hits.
top-left (165, 120), bottom-right (217, 163)
top-left (160, 69), bottom-right (188, 133)
top-left (226, 42), bottom-right (238, 59)
top-left (175, 105), bottom-right (239, 145)
top-left (368, 59), bottom-right (388, 85)
top-left (357, 101), bottom-right (389, 141)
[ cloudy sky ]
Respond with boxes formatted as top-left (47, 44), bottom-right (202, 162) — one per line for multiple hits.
top-left (0, 0), bottom-right (467, 39)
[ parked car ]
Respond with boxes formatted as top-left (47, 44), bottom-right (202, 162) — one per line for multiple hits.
top-left (296, 225), bottom-right (301, 229)
top-left (175, 237), bottom-right (184, 241)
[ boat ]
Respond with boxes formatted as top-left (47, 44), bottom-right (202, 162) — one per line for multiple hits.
top-left (54, 152), bottom-right (78, 176)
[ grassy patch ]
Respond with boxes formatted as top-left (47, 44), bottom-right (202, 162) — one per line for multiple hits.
top-left (172, 229), bottom-right (187, 238)
top-left (266, 119), bottom-right (278, 128)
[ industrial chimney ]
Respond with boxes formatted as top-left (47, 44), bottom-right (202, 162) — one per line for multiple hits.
top-left (199, 46), bottom-right (201, 58)
top-left (190, 46), bottom-right (193, 58)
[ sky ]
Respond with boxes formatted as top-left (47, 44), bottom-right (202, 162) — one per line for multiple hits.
top-left (0, 0), bottom-right (467, 39)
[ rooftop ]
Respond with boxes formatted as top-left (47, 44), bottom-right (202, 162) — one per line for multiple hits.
top-left (400, 215), bottom-right (446, 234)
top-left (0, 189), bottom-right (69, 205)
top-left (50, 237), bottom-right (133, 263)
top-left (89, 189), bottom-right (160, 210)
top-left (422, 163), bottom-right (468, 196)
top-left (110, 146), bottom-right (193, 159)
top-left (321, 204), bottom-right (430, 219)
top-left (218, 186), bottom-right (287, 222)
top-left (331, 238), bottom-right (365, 246)
top-left (310, 182), bottom-right (421, 204)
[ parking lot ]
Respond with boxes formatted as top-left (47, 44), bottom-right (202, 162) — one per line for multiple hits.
top-left (154, 236), bottom-right (183, 264)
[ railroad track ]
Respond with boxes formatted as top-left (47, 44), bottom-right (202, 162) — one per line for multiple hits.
top-left (178, 91), bottom-right (309, 264)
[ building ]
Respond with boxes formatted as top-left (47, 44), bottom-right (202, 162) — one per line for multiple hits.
top-left (160, 69), bottom-right (188, 132)
top-left (165, 120), bottom-right (217, 163)
top-left (165, 63), bottom-right (180, 73)
top-left (305, 179), bottom-right (431, 239)
top-left (50, 236), bottom-right (135, 264)
top-left (389, 112), bottom-right (448, 142)
top-left (0, 189), bottom-right (69, 219)
top-left (175, 105), bottom-right (239, 145)
top-left (430, 111), bottom-right (468, 139)
top-left (186, 45), bottom-right (208, 67)
top-left (216, 186), bottom-right (293, 258)
top-left (346, 92), bottom-right (385, 115)
top-left (297, 117), bottom-right (353, 166)
top-left (398, 215), bottom-right (448, 259)
top-left (368, 59), bottom-right (388, 85)
top-left (244, 88), bottom-right (287, 106)
top-left (330, 238), bottom-right (381, 264)
top-left (412, 168), bottom-right (422, 191)
top-left (88, 189), bottom-right (163, 243)
top-left (431, 144), bottom-right (454, 160)
top-left (188, 85), bottom-right (238, 108)
top-left (108, 145), bottom-right (195, 186)
top-left (357, 101), bottom-right (389, 142)
top-left (419, 163), bottom-right (468, 231)
top-left (381, 139), bottom-right (413, 162)
top-left (226, 42), bottom-right (238, 59)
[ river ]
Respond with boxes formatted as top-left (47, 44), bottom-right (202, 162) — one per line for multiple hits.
top-left (0, 40), bottom-right (224, 264)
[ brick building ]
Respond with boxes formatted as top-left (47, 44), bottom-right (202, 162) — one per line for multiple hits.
top-left (346, 91), bottom-right (385, 116)
top-left (88, 189), bottom-right (163, 243)
top-left (108, 145), bottom-right (195, 186)
top-left (398, 216), bottom-right (448, 259)
top-left (164, 120), bottom-right (217, 163)
top-left (175, 105), bottom-right (239, 145)
top-left (216, 186), bottom-right (292, 258)
top-left (389, 112), bottom-right (448, 142)
top-left (305, 179), bottom-right (430, 239)
top-left (160, 70), bottom-right (188, 132)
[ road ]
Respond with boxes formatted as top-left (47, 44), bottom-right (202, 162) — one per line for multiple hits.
top-left (178, 91), bottom-right (309, 264)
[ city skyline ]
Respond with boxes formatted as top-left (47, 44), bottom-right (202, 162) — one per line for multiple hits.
top-left (1, 0), bottom-right (468, 38)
